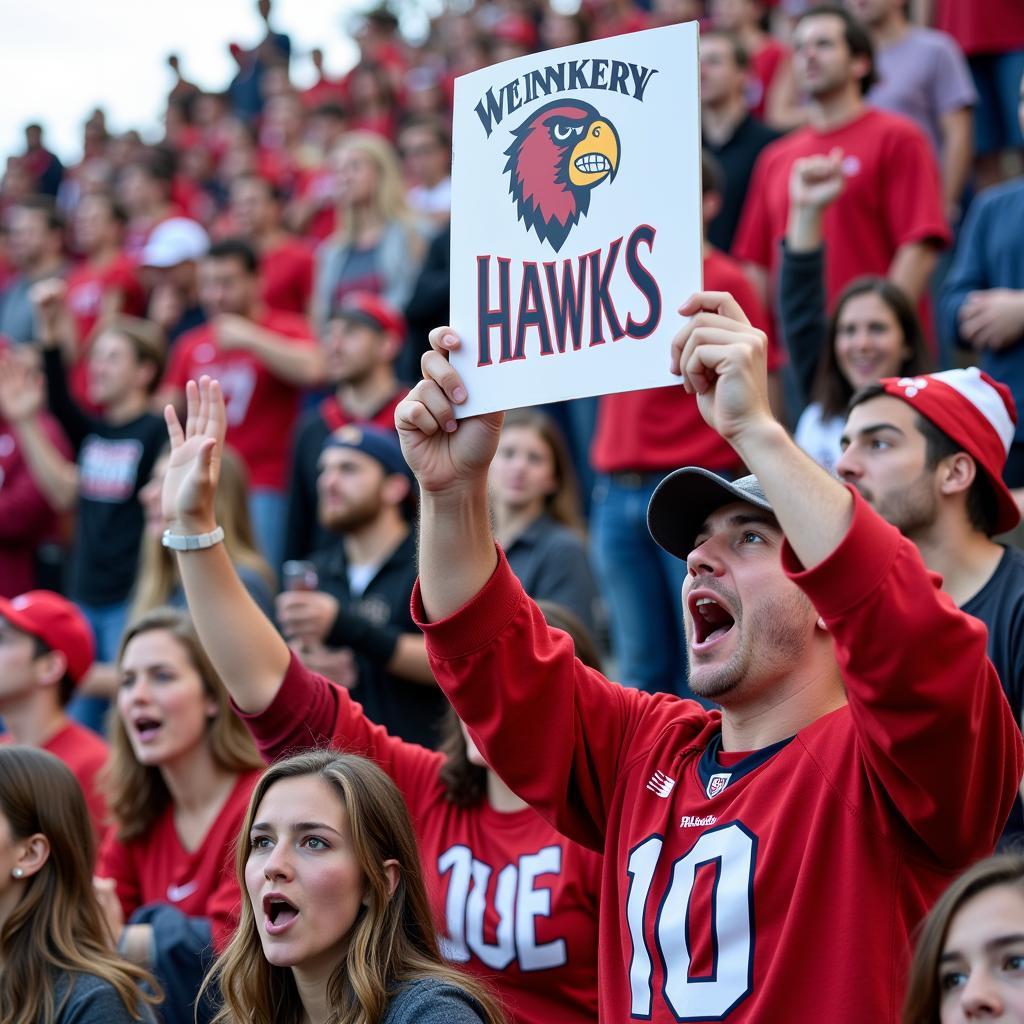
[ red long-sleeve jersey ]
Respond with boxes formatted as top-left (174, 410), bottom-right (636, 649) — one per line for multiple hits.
top-left (413, 492), bottom-right (1023, 1022)
top-left (238, 657), bottom-right (602, 1024)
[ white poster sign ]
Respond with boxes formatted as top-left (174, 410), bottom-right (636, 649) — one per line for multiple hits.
top-left (449, 21), bottom-right (702, 417)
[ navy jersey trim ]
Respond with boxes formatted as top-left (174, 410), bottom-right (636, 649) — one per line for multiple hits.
top-left (697, 732), bottom-right (794, 798)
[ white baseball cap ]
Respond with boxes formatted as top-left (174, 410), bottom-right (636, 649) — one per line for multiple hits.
top-left (141, 217), bottom-right (209, 268)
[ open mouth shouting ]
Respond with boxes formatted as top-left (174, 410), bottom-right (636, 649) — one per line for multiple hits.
top-left (263, 892), bottom-right (300, 936)
top-left (687, 589), bottom-right (738, 654)
top-left (130, 714), bottom-right (164, 744)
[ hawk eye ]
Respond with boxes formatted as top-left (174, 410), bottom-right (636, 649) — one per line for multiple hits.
top-left (552, 123), bottom-right (574, 141)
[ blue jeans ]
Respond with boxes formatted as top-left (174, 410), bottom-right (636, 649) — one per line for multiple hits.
top-left (249, 488), bottom-right (288, 575)
top-left (591, 472), bottom-right (697, 698)
top-left (69, 597), bottom-right (131, 736)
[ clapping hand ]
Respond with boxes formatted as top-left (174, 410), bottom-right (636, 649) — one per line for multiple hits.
top-left (0, 348), bottom-right (45, 423)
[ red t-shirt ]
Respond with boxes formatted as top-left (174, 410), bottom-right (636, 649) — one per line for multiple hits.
top-left (65, 253), bottom-right (147, 406)
top-left (260, 238), bottom-right (314, 315)
top-left (590, 248), bottom-right (778, 474)
top-left (747, 38), bottom-right (788, 120)
top-left (935, 0), bottom-right (1024, 54)
top-left (733, 109), bottom-right (950, 304)
top-left (165, 310), bottom-right (316, 490)
top-left (414, 496), bottom-right (1023, 1023)
top-left (1, 720), bottom-right (109, 837)
top-left (0, 413), bottom-right (71, 596)
top-left (237, 655), bottom-right (602, 1024)
top-left (97, 770), bottom-right (260, 951)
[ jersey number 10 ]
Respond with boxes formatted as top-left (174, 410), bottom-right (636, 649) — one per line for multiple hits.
top-left (626, 821), bottom-right (757, 1020)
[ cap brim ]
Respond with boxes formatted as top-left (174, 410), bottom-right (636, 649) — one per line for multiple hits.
top-left (647, 468), bottom-right (773, 561)
top-left (992, 474), bottom-right (1022, 536)
top-left (0, 596), bottom-right (40, 640)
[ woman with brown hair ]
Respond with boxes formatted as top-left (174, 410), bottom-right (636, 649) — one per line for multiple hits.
top-left (902, 854), bottom-right (1024, 1023)
top-left (158, 376), bottom-right (602, 1024)
top-left (202, 749), bottom-right (505, 1024)
top-left (94, 606), bottom-right (264, 1024)
top-left (488, 409), bottom-right (602, 635)
top-left (0, 745), bottom-right (159, 1024)
top-left (133, 445), bottom-right (275, 620)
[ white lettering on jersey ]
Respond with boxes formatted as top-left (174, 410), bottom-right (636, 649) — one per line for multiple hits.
top-left (646, 770), bottom-right (676, 798)
top-left (627, 822), bottom-right (758, 1018)
top-left (438, 843), bottom-right (569, 973)
top-left (680, 814), bottom-right (717, 828)
top-left (208, 363), bottom-right (258, 427)
top-left (79, 436), bottom-right (144, 502)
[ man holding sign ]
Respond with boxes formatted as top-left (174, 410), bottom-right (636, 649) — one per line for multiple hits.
top-left (395, 292), bottom-right (1021, 1021)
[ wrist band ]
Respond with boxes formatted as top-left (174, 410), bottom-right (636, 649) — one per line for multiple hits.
top-left (161, 526), bottom-right (225, 551)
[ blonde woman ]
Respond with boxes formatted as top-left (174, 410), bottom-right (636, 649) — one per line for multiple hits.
top-left (312, 132), bottom-right (426, 332)
top-left (133, 445), bottom-right (275, 620)
top-left (202, 749), bottom-right (506, 1024)
top-left (94, 608), bottom-right (264, 1024)
top-left (0, 746), bottom-right (160, 1024)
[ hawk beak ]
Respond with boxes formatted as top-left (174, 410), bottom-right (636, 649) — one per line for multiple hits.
top-left (568, 119), bottom-right (620, 187)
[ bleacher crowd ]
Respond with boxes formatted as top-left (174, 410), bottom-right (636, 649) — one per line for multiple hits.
top-left (1, 0), bottom-right (1024, 1020)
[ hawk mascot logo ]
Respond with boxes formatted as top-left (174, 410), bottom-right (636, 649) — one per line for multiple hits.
top-left (503, 99), bottom-right (620, 253)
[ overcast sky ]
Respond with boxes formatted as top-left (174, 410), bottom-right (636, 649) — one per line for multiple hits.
top-left (0, 0), bottom-right (371, 166)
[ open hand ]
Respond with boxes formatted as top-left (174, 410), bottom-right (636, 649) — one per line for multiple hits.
top-left (0, 349), bottom-right (45, 423)
top-left (395, 328), bottom-right (504, 495)
top-left (670, 291), bottom-right (773, 444)
top-left (162, 376), bottom-right (224, 535)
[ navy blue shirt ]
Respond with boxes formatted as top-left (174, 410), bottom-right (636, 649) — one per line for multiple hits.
top-left (963, 545), bottom-right (1024, 846)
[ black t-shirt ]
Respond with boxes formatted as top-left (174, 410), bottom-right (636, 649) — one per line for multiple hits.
top-left (705, 114), bottom-right (782, 253)
top-left (43, 348), bottom-right (166, 606)
top-left (962, 544), bottom-right (1024, 845)
top-left (311, 529), bottom-right (449, 748)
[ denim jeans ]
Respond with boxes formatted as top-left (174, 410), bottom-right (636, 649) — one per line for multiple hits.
top-left (591, 472), bottom-right (696, 698)
top-left (249, 487), bottom-right (288, 575)
top-left (69, 597), bottom-right (131, 736)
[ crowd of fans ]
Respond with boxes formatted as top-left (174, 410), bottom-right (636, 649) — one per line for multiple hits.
top-left (1, 0), bottom-right (1024, 1020)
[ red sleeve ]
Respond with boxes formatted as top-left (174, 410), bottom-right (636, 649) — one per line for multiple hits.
top-left (296, 249), bottom-right (314, 311)
top-left (782, 489), bottom-right (1023, 865)
top-left (0, 417), bottom-right (69, 540)
top-left (413, 550), bottom-right (708, 851)
top-left (731, 148), bottom-right (777, 269)
top-left (97, 830), bottom-right (142, 920)
top-left (235, 652), bottom-right (444, 806)
top-left (879, 125), bottom-right (952, 252)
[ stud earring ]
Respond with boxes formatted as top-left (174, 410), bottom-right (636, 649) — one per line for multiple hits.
top-left (12, 868), bottom-right (24, 879)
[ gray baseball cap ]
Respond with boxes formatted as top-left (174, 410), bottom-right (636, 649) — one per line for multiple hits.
top-left (647, 469), bottom-right (773, 561)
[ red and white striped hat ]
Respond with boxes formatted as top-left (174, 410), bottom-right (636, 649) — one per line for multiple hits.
top-left (879, 368), bottom-right (1020, 534)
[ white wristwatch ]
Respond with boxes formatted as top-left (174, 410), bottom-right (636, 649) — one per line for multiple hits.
top-left (161, 526), bottom-right (226, 551)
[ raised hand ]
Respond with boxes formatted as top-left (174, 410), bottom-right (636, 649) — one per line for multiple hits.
top-left (162, 376), bottom-right (225, 535)
top-left (28, 277), bottom-right (70, 345)
top-left (394, 328), bottom-right (504, 495)
top-left (789, 148), bottom-right (846, 211)
top-left (670, 291), bottom-right (773, 445)
top-left (0, 349), bottom-right (45, 423)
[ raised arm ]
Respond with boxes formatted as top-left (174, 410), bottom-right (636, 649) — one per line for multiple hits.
top-left (0, 351), bottom-right (79, 512)
top-left (161, 376), bottom-right (290, 713)
top-left (395, 337), bottom-right (503, 621)
top-left (779, 150), bottom-right (845, 403)
top-left (671, 291), bottom-right (853, 568)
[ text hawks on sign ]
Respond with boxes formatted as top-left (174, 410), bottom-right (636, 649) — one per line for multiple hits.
top-left (474, 59), bottom-right (659, 138)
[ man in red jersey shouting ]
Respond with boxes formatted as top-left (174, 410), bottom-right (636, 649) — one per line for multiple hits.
top-left (392, 290), bottom-right (1022, 1022)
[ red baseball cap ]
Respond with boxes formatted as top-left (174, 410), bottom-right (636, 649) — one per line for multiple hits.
top-left (877, 368), bottom-right (1020, 535)
top-left (0, 591), bottom-right (95, 684)
top-left (330, 291), bottom-right (407, 339)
